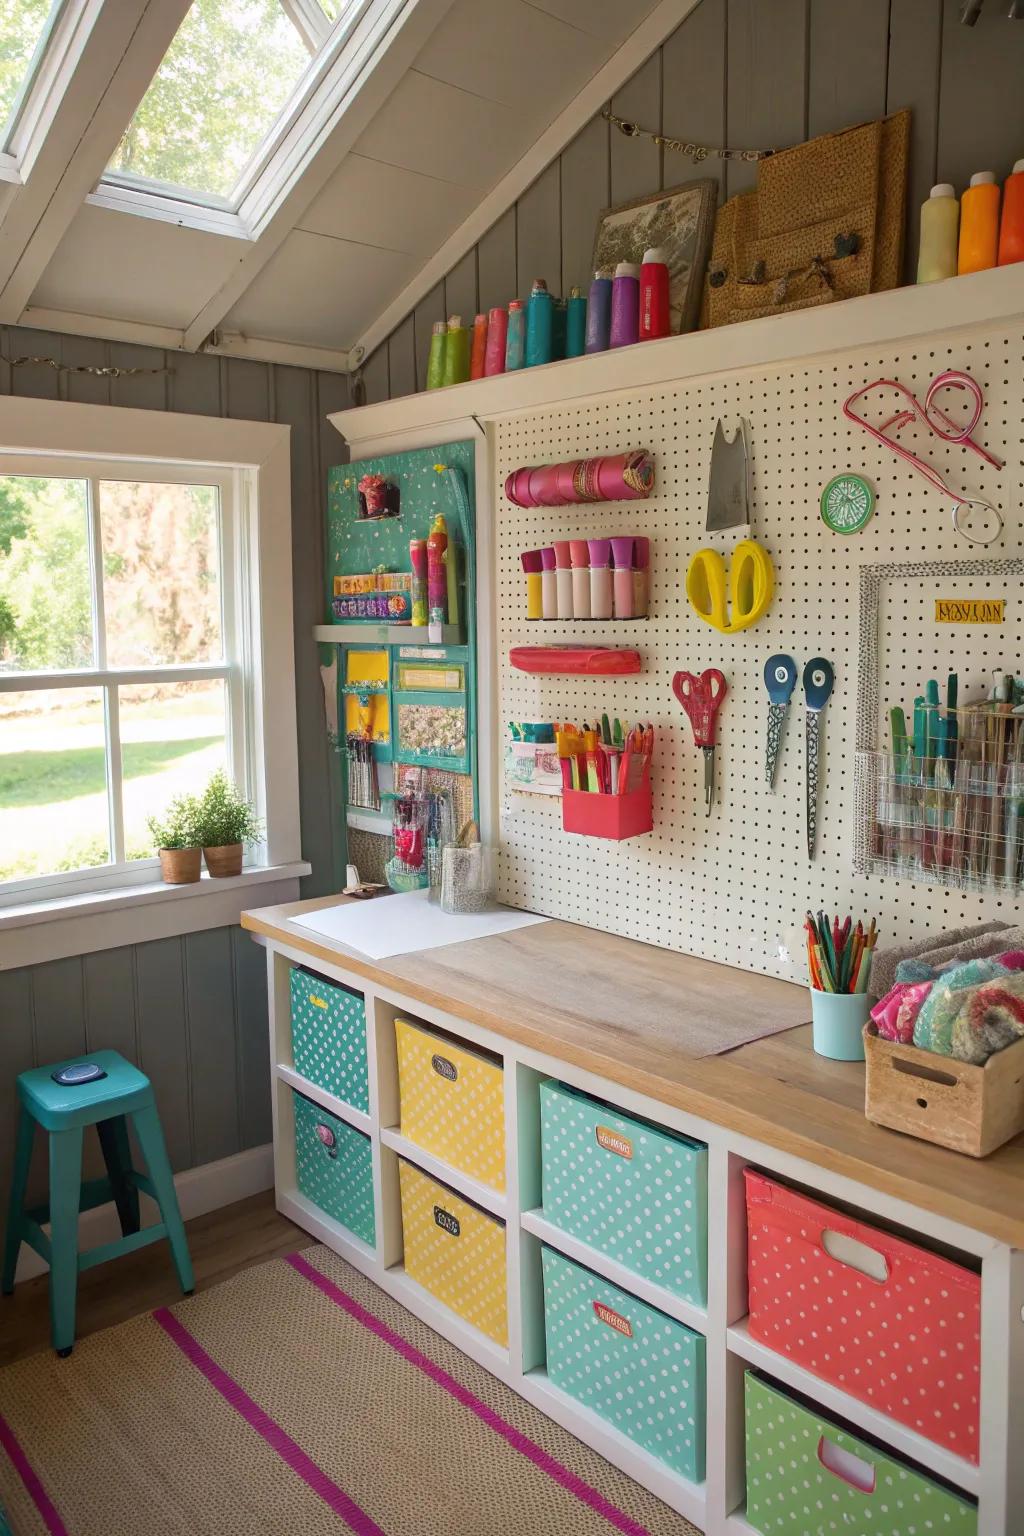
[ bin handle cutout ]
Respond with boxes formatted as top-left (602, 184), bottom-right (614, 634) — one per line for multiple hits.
top-left (821, 1228), bottom-right (889, 1284)
top-left (891, 1055), bottom-right (959, 1088)
top-left (817, 1436), bottom-right (876, 1494)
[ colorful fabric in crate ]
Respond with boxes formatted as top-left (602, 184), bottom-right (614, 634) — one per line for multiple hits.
top-left (913, 957), bottom-right (1006, 1053)
top-left (870, 979), bottom-right (931, 1043)
top-left (951, 973), bottom-right (1024, 1063)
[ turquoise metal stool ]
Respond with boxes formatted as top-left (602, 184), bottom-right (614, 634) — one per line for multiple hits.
top-left (2, 1049), bottom-right (194, 1356)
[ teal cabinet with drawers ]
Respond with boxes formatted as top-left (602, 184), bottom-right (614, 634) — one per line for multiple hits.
top-left (292, 1090), bottom-right (375, 1247)
top-left (290, 966), bottom-right (369, 1113)
top-left (541, 1245), bottom-right (706, 1483)
top-left (539, 1079), bottom-right (708, 1305)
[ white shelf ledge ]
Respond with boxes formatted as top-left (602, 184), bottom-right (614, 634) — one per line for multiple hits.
top-left (380, 1126), bottom-right (508, 1219)
top-left (314, 623), bottom-right (464, 647)
top-left (521, 1207), bottom-right (707, 1334)
top-left (728, 1319), bottom-right (980, 1495)
top-left (275, 1064), bottom-right (373, 1136)
top-left (328, 264), bottom-right (1024, 450)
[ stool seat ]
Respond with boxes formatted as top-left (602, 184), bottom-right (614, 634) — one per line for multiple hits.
top-left (18, 1050), bottom-right (153, 1130)
top-left (3, 1048), bottom-right (193, 1355)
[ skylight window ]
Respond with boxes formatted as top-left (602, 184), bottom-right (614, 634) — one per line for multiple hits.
top-left (1, 0), bottom-right (65, 148)
top-left (106, 0), bottom-right (336, 204)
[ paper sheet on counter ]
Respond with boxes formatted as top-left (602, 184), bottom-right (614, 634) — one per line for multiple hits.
top-left (291, 887), bottom-right (548, 960)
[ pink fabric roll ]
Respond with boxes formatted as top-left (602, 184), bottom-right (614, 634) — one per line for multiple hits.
top-left (504, 451), bottom-right (655, 508)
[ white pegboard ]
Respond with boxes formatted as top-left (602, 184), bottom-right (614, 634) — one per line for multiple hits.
top-left (493, 319), bottom-right (1024, 980)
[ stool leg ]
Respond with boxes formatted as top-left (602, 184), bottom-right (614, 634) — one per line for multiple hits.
top-left (131, 1106), bottom-right (193, 1295)
top-left (2, 1107), bottom-right (35, 1295)
top-left (48, 1128), bottom-right (83, 1357)
top-left (96, 1115), bottom-right (140, 1236)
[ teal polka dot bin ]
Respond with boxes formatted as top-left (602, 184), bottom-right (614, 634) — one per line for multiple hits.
top-left (539, 1080), bottom-right (708, 1306)
top-left (292, 1090), bottom-right (375, 1247)
top-left (290, 967), bottom-right (369, 1114)
top-left (540, 1245), bottom-right (706, 1483)
top-left (744, 1372), bottom-right (977, 1535)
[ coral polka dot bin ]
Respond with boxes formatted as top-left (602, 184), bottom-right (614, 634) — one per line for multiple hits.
top-left (398, 1158), bottom-right (508, 1347)
top-left (395, 1017), bottom-right (505, 1192)
top-left (289, 966), bottom-right (369, 1114)
top-left (744, 1372), bottom-right (977, 1535)
top-left (744, 1171), bottom-right (980, 1463)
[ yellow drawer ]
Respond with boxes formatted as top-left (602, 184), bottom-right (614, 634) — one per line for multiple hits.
top-left (395, 1017), bottom-right (505, 1192)
top-left (398, 1159), bottom-right (508, 1348)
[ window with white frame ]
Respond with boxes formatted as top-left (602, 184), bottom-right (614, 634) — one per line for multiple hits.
top-left (0, 455), bottom-right (254, 898)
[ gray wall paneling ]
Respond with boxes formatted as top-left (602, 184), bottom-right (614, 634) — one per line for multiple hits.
top-left (517, 162), bottom-right (562, 298)
top-left (936, 0), bottom-right (1024, 194)
top-left (559, 117), bottom-right (609, 295)
top-left (478, 208), bottom-right (518, 311)
top-left (888, 0), bottom-right (944, 283)
top-left (444, 248), bottom-right (479, 326)
top-left (0, 324), bottom-right (350, 1229)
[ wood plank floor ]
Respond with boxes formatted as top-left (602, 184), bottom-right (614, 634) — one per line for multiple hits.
top-left (0, 1191), bottom-right (313, 1367)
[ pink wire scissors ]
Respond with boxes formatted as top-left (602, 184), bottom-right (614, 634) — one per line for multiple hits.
top-left (843, 370), bottom-right (1004, 545)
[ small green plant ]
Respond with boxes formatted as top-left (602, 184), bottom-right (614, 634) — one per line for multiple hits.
top-left (194, 769), bottom-right (263, 849)
top-left (146, 792), bottom-right (201, 851)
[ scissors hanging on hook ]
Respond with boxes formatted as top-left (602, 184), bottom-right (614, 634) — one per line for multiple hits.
top-left (843, 369), bottom-right (1004, 545)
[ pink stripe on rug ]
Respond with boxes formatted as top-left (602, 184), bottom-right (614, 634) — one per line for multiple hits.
top-left (153, 1306), bottom-right (386, 1536)
top-left (0, 1408), bottom-right (68, 1536)
top-left (286, 1251), bottom-right (652, 1536)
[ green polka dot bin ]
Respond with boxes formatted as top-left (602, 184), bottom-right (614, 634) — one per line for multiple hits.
top-left (540, 1245), bottom-right (706, 1483)
top-left (290, 966), bottom-right (370, 1114)
top-left (539, 1080), bottom-right (708, 1305)
top-left (292, 1090), bottom-right (376, 1247)
top-left (744, 1372), bottom-right (977, 1535)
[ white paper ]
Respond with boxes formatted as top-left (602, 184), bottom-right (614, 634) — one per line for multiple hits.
top-left (291, 887), bottom-right (547, 960)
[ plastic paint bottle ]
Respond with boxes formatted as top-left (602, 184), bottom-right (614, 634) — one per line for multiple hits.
top-left (469, 313), bottom-right (488, 379)
top-left (588, 538), bottom-right (613, 620)
top-left (958, 172), bottom-right (1000, 275)
top-left (551, 298), bottom-right (568, 361)
top-left (553, 541), bottom-right (573, 618)
top-left (525, 278), bottom-right (554, 367)
top-left (609, 262), bottom-right (640, 348)
top-left (610, 538), bottom-right (635, 618)
top-left (916, 184), bottom-right (959, 283)
top-left (638, 247), bottom-right (670, 340)
top-left (484, 307), bottom-right (508, 375)
top-left (569, 540), bottom-right (591, 618)
top-left (585, 270), bottom-right (613, 353)
top-left (505, 300), bottom-right (526, 371)
top-left (426, 514), bottom-right (448, 641)
top-left (409, 539), bottom-right (428, 627)
top-left (426, 320), bottom-right (447, 390)
top-left (998, 158), bottom-right (1024, 266)
top-left (441, 316), bottom-right (470, 386)
top-left (632, 537), bottom-right (650, 618)
top-left (521, 550), bottom-right (543, 620)
top-left (540, 547), bottom-right (557, 619)
top-left (566, 287), bottom-right (587, 357)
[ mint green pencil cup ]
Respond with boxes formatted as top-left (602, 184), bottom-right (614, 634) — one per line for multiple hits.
top-left (810, 990), bottom-right (870, 1061)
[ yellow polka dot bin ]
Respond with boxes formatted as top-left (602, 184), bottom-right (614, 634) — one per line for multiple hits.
top-left (540, 1245), bottom-right (706, 1482)
top-left (540, 1080), bottom-right (708, 1305)
top-left (397, 1158), bottom-right (508, 1347)
top-left (744, 1372), bottom-right (978, 1534)
top-left (289, 966), bottom-right (369, 1114)
top-left (394, 1018), bottom-right (505, 1192)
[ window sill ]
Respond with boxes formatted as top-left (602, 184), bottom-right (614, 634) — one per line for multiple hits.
top-left (0, 862), bottom-right (312, 970)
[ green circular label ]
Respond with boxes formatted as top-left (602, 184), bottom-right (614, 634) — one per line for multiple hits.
top-left (821, 473), bottom-right (874, 534)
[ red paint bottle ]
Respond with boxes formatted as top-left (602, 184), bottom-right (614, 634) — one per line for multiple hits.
top-left (639, 246), bottom-right (670, 340)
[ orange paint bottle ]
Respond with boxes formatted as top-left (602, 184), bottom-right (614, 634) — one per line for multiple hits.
top-left (998, 158), bottom-right (1024, 267)
top-left (958, 171), bottom-right (1000, 275)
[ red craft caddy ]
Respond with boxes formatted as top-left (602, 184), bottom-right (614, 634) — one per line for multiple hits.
top-left (561, 785), bottom-right (652, 840)
top-left (744, 1169), bottom-right (981, 1463)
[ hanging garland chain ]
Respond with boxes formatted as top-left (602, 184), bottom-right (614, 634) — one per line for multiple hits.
top-left (603, 109), bottom-right (773, 164)
top-left (0, 352), bottom-right (174, 378)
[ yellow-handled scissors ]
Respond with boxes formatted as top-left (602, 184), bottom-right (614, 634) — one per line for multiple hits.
top-left (685, 538), bottom-right (775, 635)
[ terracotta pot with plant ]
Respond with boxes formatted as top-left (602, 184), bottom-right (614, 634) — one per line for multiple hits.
top-left (148, 794), bottom-right (202, 884)
top-left (195, 770), bottom-right (262, 878)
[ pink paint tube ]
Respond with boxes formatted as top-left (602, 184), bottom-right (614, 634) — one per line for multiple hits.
top-left (553, 540), bottom-right (573, 619)
top-left (427, 513), bottom-right (448, 640)
top-left (484, 307), bottom-right (508, 375)
top-left (540, 546), bottom-right (557, 620)
top-left (409, 538), bottom-right (428, 627)
top-left (569, 540), bottom-right (591, 618)
top-left (611, 537), bottom-right (635, 619)
top-left (588, 538), bottom-right (612, 620)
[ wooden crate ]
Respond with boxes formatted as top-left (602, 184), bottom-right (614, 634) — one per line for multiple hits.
top-left (864, 1022), bottom-right (1024, 1157)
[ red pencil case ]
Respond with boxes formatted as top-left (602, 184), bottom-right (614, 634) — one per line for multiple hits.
top-left (509, 646), bottom-right (642, 676)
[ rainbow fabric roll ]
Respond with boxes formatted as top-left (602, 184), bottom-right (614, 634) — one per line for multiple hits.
top-left (504, 450), bottom-right (655, 508)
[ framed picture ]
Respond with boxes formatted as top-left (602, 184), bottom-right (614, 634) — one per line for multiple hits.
top-left (592, 178), bottom-right (718, 335)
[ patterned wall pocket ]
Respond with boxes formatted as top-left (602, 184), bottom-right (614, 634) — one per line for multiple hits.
top-left (540, 1081), bottom-right (708, 1305)
top-left (395, 1018), bottom-right (505, 1192)
top-left (398, 1159), bottom-right (508, 1347)
top-left (290, 967), bottom-right (370, 1114)
top-left (292, 1091), bottom-right (375, 1247)
top-left (541, 1246), bottom-right (706, 1483)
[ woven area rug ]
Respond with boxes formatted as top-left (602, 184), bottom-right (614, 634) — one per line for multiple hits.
top-left (0, 1245), bottom-right (700, 1536)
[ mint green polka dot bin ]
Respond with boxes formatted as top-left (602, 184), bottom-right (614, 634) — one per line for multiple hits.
top-left (290, 966), bottom-right (369, 1114)
top-left (292, 1090), bottom-right (375, 1247)
top-left (744, 1372), bottom-right (977, 1535)
top-left (539, 1080), bottom-right (708, 1305)
top-left (540, 1245), bottom-right (706, 1483)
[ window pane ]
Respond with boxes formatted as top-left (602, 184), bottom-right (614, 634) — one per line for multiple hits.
top-left (120, 680), bottom-right (228, 859)
top-left (0, 476), bottom-right (93, 672)
top-left (317, 0), bottom-right (344, 17)
top-left (0, 1), bottom-right (63, 146)
top-left (0, 687), bottom-right (109, 881)
top-left (106, 0), bottom-right (312, 200)
top-left (100, 480), bottom-right (223, 667)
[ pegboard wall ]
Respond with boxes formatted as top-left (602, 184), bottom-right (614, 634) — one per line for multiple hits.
top-left (494, 318), bottom-right (1024, 981)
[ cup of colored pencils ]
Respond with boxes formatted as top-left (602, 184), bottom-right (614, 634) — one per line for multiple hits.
top-left (805, 912), bottom-right (878, 1062)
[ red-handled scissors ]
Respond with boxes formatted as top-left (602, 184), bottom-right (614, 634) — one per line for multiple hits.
top-left (672, 669), bottom-right (728, 815)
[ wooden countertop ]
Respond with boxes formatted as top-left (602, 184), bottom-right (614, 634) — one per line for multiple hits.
top-left (242, 895), bottom-right (1024, 1249)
